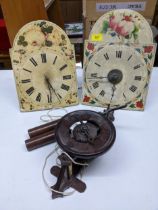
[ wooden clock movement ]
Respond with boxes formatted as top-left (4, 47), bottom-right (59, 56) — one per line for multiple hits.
top-left (25, 105), bottom-right (126, 198)
top-left (10, 20), bottom-right (78, 111)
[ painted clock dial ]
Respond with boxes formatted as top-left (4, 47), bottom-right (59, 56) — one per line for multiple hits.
top-left (16, 48), bottom-right (78, 111)
top-left (83, 44), bottom-right (148, 107)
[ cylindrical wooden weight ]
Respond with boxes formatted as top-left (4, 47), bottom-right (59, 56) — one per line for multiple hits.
top-left (25, 130), bottom-right (56, 151)
top-left (28, 119), bottom-right (60, 138)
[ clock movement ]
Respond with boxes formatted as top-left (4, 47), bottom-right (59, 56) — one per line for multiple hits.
top-left (10, 20), bottom-right (78, 111)
top-left (25, 105), bottom-right (126, 198)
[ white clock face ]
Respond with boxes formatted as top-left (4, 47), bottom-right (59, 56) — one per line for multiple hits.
top-left (85, 45), bottom-right (148, 107)
top-left (19, 49), bottom-right (76, 108)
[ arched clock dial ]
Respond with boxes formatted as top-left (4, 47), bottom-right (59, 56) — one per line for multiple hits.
top-left (16, 48), bottom-right (78, 111)
top-left (82, 43), bottom-right (153, 110)
top-left (89, 9), bottom-right (153, 44)
top-left (13, 20), bottom-right (71, 51)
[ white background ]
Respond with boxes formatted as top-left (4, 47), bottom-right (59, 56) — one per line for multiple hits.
top-left (0, 67), bottom-right (158, 210)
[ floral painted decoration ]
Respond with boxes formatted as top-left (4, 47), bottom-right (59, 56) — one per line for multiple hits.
top-left (107, 14), bottom-right (139, 39)
top-left (13, 20), bottom-right (71, 51)
top-left (90, 9), bottom-right (153, 44)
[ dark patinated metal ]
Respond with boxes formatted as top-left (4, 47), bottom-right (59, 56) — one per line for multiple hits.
top-left (55, 110), bottom-right (116, 159)
top-left (73, 122), bottom-right (99, 144)
top-left (107, 69), bottom-right (123, 85)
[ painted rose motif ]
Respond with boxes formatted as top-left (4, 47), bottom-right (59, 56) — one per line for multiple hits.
top-left (136, 100), bottom-right (144, 109)
top-left (87, 43), bottom-right (94, 51)
top-left (101, 13), bottom-right (140, 40)
top-left (144, 46), bottom-right (153, 53)
top-left (83, 95), bottom-right (90, 102)
top-left (109, 15), bottom-right (135, 37)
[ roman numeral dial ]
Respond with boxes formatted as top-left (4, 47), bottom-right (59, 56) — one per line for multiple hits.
top-left (18, 48), bottom-right (77, 111)
top-left (84, 44), bottom-right (148, 108)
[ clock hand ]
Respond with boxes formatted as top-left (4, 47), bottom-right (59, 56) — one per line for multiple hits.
top-left (87, 76), bottom-right (107, 80)
top-left (93, 80), bottom-right (109, 84)
top-left (45, 77), bottom-right (52, 102)
top-left (108, 85), bottom-right (116, 108)
top-left (45, 76), bottom-right (61, 103)
top-left (49, 83), bottom-right (61, 103)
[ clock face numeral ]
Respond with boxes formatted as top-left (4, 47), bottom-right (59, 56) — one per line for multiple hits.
top-left (60, 64), bottom-right (68, 71)
top-left (123, 93), bottom-right (127, 99)
top-left (30, 57), bottom-right (38, 66)
top-left (61, 84), bottom-right (70, 91)
top-left (47, 94), bottom-right (52, 103)
top-left (63, 75), bottom-right (72, 80)
top-left (99, 90), bottom-right (105, 96)
top-left (129, 85), bottom-right (137, 92)
top-left (23, 68), bottom-right (32, 73)
top-left (116, 51), bottom-right (122, 58)
top-left (92, 82), bottom-right (99, 89)
top-left (41, 53), bottom-right (47, 63)
top-left (135, 76), bottom-right (142, 81)
top-left (134, 64), bottom-right (141, 70)
top-left (128, 55), bottom-right (133, 61)
top-left (36, 93), bottom-right (42, 102)
top-left (58, 93), bottom-right (62, 99)
top-left (104, 53), bottom-right (109, 60)
top-left (21, 79), bottom-right (31, 83)
top-left (53, 56), bottom-right (57, 64)
top-left (94, 62), bottom-right (101, 67)
top-left (91, 73), bottom-right (97, 77)
top-left (26, 87), bottom-right (35, 96)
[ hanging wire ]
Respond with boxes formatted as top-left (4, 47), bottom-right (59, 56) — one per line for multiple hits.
top-left (42, 145), bottom-right (88, 197)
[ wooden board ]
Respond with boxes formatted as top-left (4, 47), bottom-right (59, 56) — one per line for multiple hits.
top-left (47, 0), bottom-right (64, 29)
top-left (60, 0), bottom-right (82, 23)
top-left (0, 0), bottom-right (48, 45)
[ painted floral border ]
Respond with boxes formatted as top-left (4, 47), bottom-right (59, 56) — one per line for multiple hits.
top-left (82, 41), bottom-right (156, 111)
top-left (14, 21), bottom-right (70, 49)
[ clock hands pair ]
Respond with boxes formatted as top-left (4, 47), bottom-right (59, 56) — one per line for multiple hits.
top-left (45, 76), bottom-right (61, 103)
top-left (88, 69), bottom-right (123, 83)
top-left (88, 69), bottom-right (123, 108)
